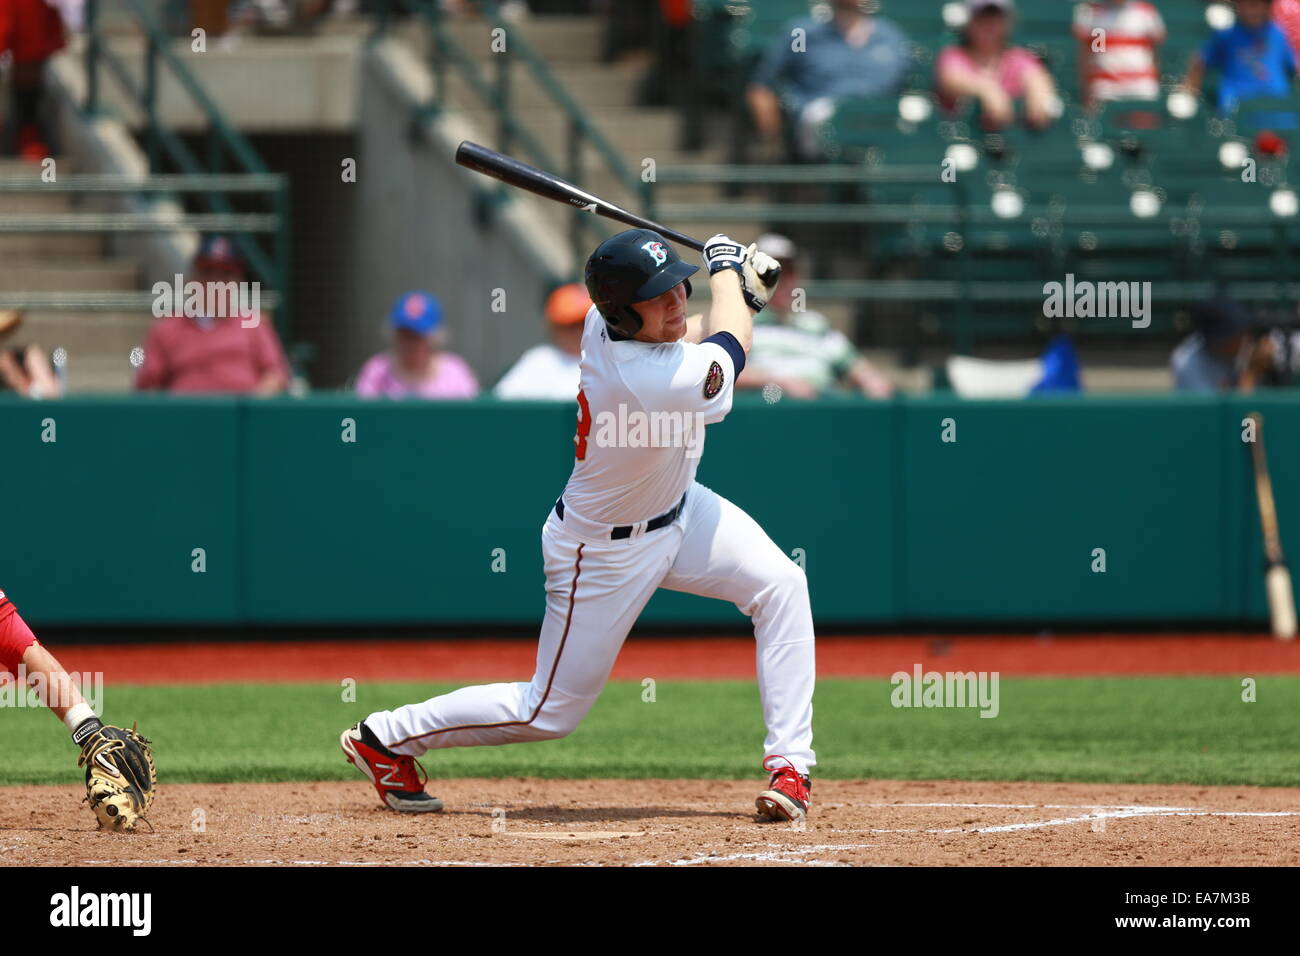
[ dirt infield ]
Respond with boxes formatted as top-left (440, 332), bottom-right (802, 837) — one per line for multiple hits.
top-left (3, 778), bottom-right (1297, 867)
top-left (36, 633), bottom-right (1300, 684)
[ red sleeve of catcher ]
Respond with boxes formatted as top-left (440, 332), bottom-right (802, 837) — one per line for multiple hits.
top-left (0, 596), bottom-right (38, 675)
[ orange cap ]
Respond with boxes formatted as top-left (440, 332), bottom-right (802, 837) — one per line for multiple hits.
top-left (545, 283), bottom-right (592, 325)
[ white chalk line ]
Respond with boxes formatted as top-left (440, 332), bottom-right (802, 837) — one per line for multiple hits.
top-left (863, 802), bottom-right (1300, 834)
top-left (636, 843), bottom-right (874, 867)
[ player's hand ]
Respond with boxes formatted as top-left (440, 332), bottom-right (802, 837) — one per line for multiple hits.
top-left (740, 243), bottom-right (782, 312)
top-left (702, 234), bottom-right (747, 277)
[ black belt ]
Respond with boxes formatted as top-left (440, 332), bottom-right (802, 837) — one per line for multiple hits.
top-left (554, 492), bottom-right (687, 540)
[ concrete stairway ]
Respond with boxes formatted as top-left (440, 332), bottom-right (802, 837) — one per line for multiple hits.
top-left (0, 158), bottom-right (146, 392)
top-left (425, 15), bottom-right (739, 236)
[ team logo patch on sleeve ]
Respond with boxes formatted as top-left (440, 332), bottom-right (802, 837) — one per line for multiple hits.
top-left (703, 360), bottom-right (725, 399)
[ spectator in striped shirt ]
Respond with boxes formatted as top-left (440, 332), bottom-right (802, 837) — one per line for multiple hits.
top-left (735, 234), bottom-right (894, 400)
top-left (1074, 0), bottom-right (1166, 108)
top-left (1276, 0), bottom-right (1300, 61)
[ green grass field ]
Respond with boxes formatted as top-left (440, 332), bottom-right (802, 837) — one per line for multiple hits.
top-left (3, 677), bottom-right (1296, 787)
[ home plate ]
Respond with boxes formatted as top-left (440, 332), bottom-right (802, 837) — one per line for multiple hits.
top-left (504, 831), bottom-right (646, 841)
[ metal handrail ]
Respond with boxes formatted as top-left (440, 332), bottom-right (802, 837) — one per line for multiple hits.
top-left (0, 173), bottom-right (285, 193)
top-left (0, 213), bottom-right (281, 232)
top-left (0, 291), bottom-right (282, 311)
top-left (376, 0), bottom-right (638, 264)
top-left (82, 0), bottom-right (291, 343)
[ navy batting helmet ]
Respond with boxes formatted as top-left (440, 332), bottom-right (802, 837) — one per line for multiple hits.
top-left (584, 229), bottom-right (697, 338)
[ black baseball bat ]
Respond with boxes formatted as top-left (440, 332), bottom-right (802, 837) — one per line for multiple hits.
top-left (454, 141), bottom-right (704, 252)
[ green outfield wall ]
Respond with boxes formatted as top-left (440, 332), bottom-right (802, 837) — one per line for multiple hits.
top-left (1, 393), bottom-right (1296, 628)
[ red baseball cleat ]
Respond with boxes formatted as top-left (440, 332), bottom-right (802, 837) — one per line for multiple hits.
top-left (340, 722), bottom-right (443, 813)
top-left (755, 755), bottom-right (811, 822)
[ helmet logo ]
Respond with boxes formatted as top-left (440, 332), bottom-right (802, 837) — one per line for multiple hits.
top-left (642, 241), bottom-right (668, 266)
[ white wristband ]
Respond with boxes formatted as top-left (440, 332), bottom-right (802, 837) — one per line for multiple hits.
top-left (64, 702), bottom-right (97, 734)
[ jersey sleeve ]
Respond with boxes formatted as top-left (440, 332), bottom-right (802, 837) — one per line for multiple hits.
top-left (1280, 26), bottom-right (1298, 76)
top-left (666, 332), bottom-right (742, 425)
top-left (751, 22), bottom-right (797, 89)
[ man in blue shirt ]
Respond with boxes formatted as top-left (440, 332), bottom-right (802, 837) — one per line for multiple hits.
top-left (746, 0), bottom-right (912, 156)
top-left (1185, 0), bottom-right (1297, 111)
top-left (1171, 292), bottom-right (1252, 392)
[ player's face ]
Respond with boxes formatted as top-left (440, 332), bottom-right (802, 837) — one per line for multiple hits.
top-left (968, 10), bottom-right (1008, 49)
top-left (631, 282), bottom-right (689, 343)
top-left (394, 327), bottom-right (434, 373)
top-left (1238, 0), bottom-right (1271, 28)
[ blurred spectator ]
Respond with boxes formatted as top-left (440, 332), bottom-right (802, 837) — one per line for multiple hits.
top-left (494, 283), bottom-right (588, 400)
top-left (641, 1), bottom-right (692, 109)
top-left (599, 0), bottom-right (656, 63)
top-left (0, 309), bottom-right (60, 397)
top-left (356, 291), bottom-right (479, 399)
top-left (736, 234), bottom-right (893, 399)
top-left (1171, 291), bottom-right (1253, 392)
top-left (1241, 310), bottom-right (1300, 389)
top-left (945, 336), bottom-right (1082, 397)
top-left (746, 0), bottom-right (911, 158)
top-left (1185, 0), bottom-right (1296, 112)
top-left (135, 236), bottom-right (291, 395)
top-left (1276, 0), bottom-right (1300, 61)
top-left (0, 0), bottom-right (69, 160)
top-left (1073, 0), bottom-right (1165, 108)
top-left (936, 0), bottom-right (1057, 130)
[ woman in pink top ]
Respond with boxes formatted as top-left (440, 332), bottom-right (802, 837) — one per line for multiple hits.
top-left (935, 0), bottom-right (1056, 130)
top-left (355, 291), bottom-right (479, 400)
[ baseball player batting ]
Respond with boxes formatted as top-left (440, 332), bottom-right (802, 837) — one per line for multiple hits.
top-left (341, 230), bottom-right (816, 822)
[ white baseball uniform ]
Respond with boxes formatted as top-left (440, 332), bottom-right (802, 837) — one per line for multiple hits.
top-left (365, 306), bottom-right (817, 774)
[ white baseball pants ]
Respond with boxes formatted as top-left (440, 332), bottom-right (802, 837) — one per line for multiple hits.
top-left (364, 481), bottom-right (816, 774)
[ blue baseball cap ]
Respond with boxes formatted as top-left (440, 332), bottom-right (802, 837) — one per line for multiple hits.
top-left (390, 291), bottom-right (442, 335)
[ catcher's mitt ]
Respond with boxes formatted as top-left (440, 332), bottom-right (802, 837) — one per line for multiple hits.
top-left (77, 723), bottom-right (156, 832)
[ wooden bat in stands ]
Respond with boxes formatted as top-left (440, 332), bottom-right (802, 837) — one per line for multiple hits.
top-left (454, 141), bottom-right (705, 252)
top-left (1247, 411), bottom-right (1297, 641)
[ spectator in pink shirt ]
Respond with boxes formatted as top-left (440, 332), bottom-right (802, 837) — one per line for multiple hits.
top-left (135, 236), bottom-right (290, 395)
top-left (355, 291), bottom-right (479, 400)
top-left (936, 0), bottom-right (1057, 130)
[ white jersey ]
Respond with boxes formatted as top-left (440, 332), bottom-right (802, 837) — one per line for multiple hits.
top-left (561, 306), bottom-right (737, 524)
top-left (365, 303), bottom-right (816, 781)
top-left (493, 344), bottom-right (582, 400)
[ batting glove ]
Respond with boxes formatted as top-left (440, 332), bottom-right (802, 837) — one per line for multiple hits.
top-left (702, 234), bottom-right (747, 277)
top-left (740, 244), bottom-right (782, 312)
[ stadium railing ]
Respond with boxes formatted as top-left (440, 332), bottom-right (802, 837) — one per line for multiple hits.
top-left (81, 0), bottom-right (292, 343)
top-left (0, 174), bottom-right (286, 317)
top-left (373, 0), bottom-right (640, 263)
